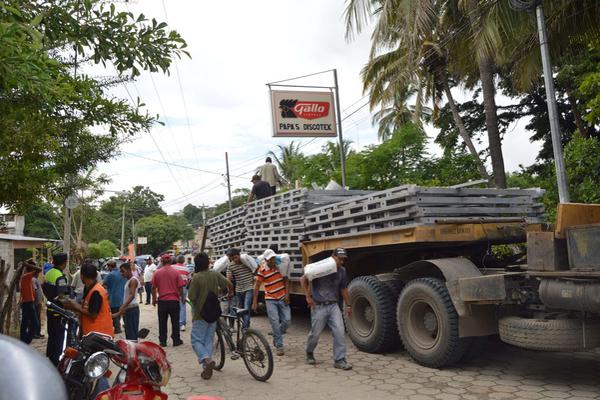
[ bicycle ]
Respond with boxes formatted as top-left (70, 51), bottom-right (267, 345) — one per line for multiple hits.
top-left (212, 302), bottom-right (274, 382)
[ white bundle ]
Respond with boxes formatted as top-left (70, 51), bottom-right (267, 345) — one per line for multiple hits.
top-left (303, 257), bottom-right (337, 281)
top-left (213, 253), bottom-right (258, 274)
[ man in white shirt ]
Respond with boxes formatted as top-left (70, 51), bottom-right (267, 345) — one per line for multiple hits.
top-left (142, 257), bottom-right (157, 305)
top-left (259, 157), bottom-right (285, 195)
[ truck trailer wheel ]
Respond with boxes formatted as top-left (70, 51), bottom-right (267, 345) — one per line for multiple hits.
top-left (397, 278), bottom-right (471, 368)
top-left (499, 316), bottom-right (600, 351)
top-left (347, 276), bottom-right (399, 353)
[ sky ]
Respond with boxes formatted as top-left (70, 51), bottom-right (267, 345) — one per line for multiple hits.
top-left (97, 0), bottom-right (541, 214)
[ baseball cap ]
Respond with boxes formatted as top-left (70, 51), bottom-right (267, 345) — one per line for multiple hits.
top-left (332, 248), bottom-right (348, 258)
top-left (251, 175), bottom-right (260, 182)
top-left (262, 249), bottom-right (276, 260)
top-left (145, 256), bottom-right (152, 260)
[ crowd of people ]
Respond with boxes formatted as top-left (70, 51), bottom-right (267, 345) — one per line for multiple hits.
top-left (19, 244), bottom-right (353, 382)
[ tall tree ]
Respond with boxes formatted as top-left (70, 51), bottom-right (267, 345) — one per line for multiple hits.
top-left (0, 0), bottom-right (188, 212)
top-left (267, 141), bottom-right (304, 185)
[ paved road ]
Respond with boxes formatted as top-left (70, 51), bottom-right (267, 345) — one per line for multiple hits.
top-left (33, 304), bottom-right (600, 400)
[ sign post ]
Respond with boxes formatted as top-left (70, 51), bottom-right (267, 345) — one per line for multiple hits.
top-left (267, 69), bottom-right (348, 188)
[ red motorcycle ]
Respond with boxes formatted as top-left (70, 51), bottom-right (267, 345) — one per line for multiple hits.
top-left (96, 334), bottom-right (222, 400)
top-left (96, 339), bottom-right (171, 400)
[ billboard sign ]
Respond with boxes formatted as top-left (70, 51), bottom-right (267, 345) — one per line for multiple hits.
top-left (270, 90), bottom-right (337, 137)
top-left (137, 236), bottom-right (147, 245)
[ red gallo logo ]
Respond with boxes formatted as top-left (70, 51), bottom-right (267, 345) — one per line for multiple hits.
top-left (279, 99), bottom-right (330, 120)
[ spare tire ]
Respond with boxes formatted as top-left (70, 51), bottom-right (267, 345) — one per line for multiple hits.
top-left (499, 316), bottom-right (600, 351)
top-left (347, 276), bottom-right (399, 353)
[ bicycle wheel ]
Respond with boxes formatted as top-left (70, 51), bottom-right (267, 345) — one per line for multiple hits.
top-left (213, 329), bottom-right (226, 371)
top-left (240, 329), bottom-right (273, 382)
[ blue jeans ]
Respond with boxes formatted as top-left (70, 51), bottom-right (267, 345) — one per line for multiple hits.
top-left (306, 303), bottom-right (347, 363)
top-left (191, 319), bottom-right (217, 366)
top-left (180, 287), bottom-right (188, 327)
top-left (123, 306), bottom-right (140, 341)
top-left (144, 282), bottom-right (152, 304)
top-left (236, 289), bottom-right (253, 329)
top-left (266, 299), bottom-right (291, 349)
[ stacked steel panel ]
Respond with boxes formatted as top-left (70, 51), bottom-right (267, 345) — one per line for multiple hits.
top-left (304, 185), bottom-right (545, 240)
top-left (206, 205), bottom-right (247, 259)
top-left (207, 188), bottom-right (371, 281)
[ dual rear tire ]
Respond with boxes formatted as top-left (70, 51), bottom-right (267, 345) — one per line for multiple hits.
top-left (347, 276), bottom-right (471, 368)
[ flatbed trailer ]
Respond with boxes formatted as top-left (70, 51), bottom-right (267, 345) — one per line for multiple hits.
top-left (299, 203), bottom-right (600, 368)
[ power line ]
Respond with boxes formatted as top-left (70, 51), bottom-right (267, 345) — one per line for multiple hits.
top-left (160, 0), bottom-right (202, 170)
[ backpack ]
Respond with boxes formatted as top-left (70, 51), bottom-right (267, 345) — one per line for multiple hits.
top-left (200, 290), bottom-right (221, 323)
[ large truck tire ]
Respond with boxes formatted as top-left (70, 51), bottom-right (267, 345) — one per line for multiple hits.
top-left (499, 316), bottom-right (600, 351)
top-left (397, 278), bottom-right (472, 368)
top-left (347, 276), bottom-right (399, 353)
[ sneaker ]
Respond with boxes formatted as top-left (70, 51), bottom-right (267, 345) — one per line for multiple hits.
top-left (201, 360), bottom-right (215, 380)
top-left (268, 332), bottom-right (273, 336)
top-left (276, 348), bottom-right (285, 356)
top-left (160, 342), bottom-right (167, 347)
top-left (180, 325), bottom-right (186, 331)
top-left (334, 359), bottom-right (353, 370)
top-left (33, 334), bottom-right (44, 339)
top-left (173, 340), bottom-right (184, 347)
top-left (306, 352), bottom-right (316, 365)
top-left (230, 351), bottom-right (241, 360)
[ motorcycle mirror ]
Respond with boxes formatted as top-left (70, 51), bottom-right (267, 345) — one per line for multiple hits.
top-left (137, 328), bottom-right (150, 339)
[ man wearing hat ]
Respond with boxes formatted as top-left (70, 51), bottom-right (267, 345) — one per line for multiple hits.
top-left (247, 175), bottom-right (272, 202)
top-left (252, 248), bottom-right (291, 356)
top-left (301, 248), bottom-right (353, 370)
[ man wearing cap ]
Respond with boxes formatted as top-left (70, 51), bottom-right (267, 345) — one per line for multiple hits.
top-left (247, 175), bottom-right (272, 202)
top-left (252, 249), bottom-right (291, 356)
top-left (42, 253), bottom-right (70, 365)
top-left (301, 247), bottom-right (353, 370)
top-left (152, 255), bottom-right (185, 347)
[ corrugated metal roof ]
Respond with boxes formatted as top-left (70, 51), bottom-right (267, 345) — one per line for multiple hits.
top-left (0, 233), bottom-right (59, 242)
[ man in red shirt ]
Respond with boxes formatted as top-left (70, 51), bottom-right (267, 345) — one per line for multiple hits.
top-left (152, 255), bottom-right (185, 347)
top-left (20, 262), bottom-right (42, 344)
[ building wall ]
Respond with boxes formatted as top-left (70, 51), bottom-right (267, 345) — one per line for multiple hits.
top-left (0, 240), bottom-right (14, 283)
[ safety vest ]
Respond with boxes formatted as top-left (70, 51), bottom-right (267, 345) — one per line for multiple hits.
top-left (42, 267), bottom-right (66, 301)
top-left (81, 283), bottom-right (114, 338)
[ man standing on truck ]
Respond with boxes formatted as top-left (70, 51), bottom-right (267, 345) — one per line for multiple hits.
top-left (301, 248), bottom-right (353, 370)
top-left (247, 175), bottom-right (272, 202)
top-left (258, 157), bottom-right (285, 195)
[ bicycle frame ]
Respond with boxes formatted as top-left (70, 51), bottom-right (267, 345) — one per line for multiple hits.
top-left (216, 311), bottom-right (243, 352)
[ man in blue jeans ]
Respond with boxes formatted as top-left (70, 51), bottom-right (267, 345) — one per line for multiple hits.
top-left (226, 248), bottom-right (255, 329)
top-left (252, 249), bottom-right (291, 356)
top-left (301, 248), bottom-right (353, 370)
top-left (188, 253), bottom-right (232, 380)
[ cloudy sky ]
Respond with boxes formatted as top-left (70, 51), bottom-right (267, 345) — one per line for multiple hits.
top-left (99, 0), bottom-right (541, 213)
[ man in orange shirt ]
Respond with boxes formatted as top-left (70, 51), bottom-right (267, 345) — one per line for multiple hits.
top-left (64, 263), bottom-right (114, 338)
top-left (20, 262), bottom-right (42, 344)
top-left (252, 249), bottom-right (291, 356)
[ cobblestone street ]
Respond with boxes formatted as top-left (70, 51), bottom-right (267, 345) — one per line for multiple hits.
top-left (32, 303), bottom-right (600, 400)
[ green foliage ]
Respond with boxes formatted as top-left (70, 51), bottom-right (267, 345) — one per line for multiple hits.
top-left (181, 204), bottom-right (205, 227)
top-left (23, 202), bottom-right (61, 239)
top-left (135, 214), bottom-right (194, 256)
top-left (87, 240), bottom-right (117, 259)
top-left (508, 133), bottom-right (600, 222)
top-left (0, 0), bottom-right (188, 212)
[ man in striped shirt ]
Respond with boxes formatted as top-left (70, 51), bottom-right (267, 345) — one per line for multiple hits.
top-left (226, 248), bottom-right (255, 329)
top-left (252, 249), bottom-right (291, 356)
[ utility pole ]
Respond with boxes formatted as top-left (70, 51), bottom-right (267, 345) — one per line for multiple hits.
top-left (120, 203), bottom-right (126, 255)
top-left (535, 4), bottom-right (570, 203)
top-left (510, 0), bottom-right (570, 203)
top-left (225, 152), bottom-right (232, 210)
top-left (333, 69), bottom-right (347, 189)
top-left (131, 217), bottom-right (136, 258)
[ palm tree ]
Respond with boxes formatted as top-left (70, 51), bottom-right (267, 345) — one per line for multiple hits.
top-left (347, 0), bottom-right (491, 181)
top-left (267, 141), bottom-right (304, 185)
